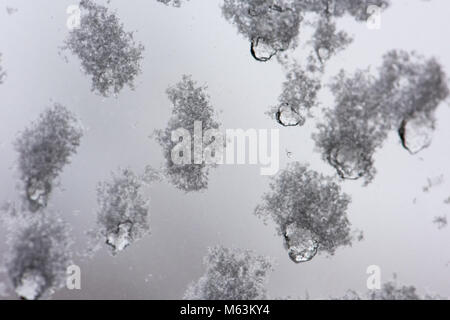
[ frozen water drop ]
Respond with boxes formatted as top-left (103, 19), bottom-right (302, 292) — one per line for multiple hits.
top-left (276, 103), bottom-right (304, 127)
top-left (250, 38), bottom-right (278, 62)
top-left (398, 115), bottom-right (434, 154)
top-left (15, 270), bottom-right (46, 300)
top-left (284, 223), bottom-right (319, 263)
top-left (317, 47), bottom-right (330, 61)
top-left (106, 221), bottom-right (133, 254)
top-left (331, 145), bottom-right (366, 180)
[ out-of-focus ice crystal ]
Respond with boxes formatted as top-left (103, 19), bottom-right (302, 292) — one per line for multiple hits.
top-left (15, 270), bottom-right (47, 300)
top-left (433, 215), bottom-right (447, 230)
top-left (6, 7), bottom-right (18, 15)
top-left (0, 53), bottom-right (6, 84)
top-left (156, 0), bottom-right (189, 8)
top-left (337, 280), bottom-right (446, 300)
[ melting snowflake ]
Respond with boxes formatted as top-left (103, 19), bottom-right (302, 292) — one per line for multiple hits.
top-left (6, 212), bottom-right (72, 300)
top-left (14, 104), bottom-right (83, 212)
top-left (255, 162), bottom-right (357, 262)
top-left (96, 168), bottom-right (151, 255)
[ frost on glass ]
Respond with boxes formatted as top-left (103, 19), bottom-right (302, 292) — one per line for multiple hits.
top-left (269, 62), bottom-right (321, 127)
top-left (314, 50), bottom-right (449, 184)
top-left (338, 281), bottom-right (446, 300)
top-left (64, 0), bottom-right (144, 97)
top-left (155, 75), bottom-right (221, 192)
top-left (0, 53), bottom-right (6, 84)
top-left (184, 246), bottom-right (273, 300)
top-left (14, 104), bottom-right (83, 212)
top-left (156, 0), bottom-right (188, 7)
top-left (255, 163), bottom-right (356, 263)
top-left (5, 212), bottom-right (72, 300)
top-left (221, 0), bottom-right (389, 62)
top-left (96, 168), bottom-right (151, 255)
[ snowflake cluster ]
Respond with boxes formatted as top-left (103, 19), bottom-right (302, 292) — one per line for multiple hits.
top-left (269, 61), bottom-right (322, 127)
top-left (14, 104), bottom-right (83, 212)
top-left (222, 0), bottom-right (389, 62)
top-left (64, 0), bottom-right (144, 96)
top-left (96, 168), bottom-right (151, 255)
top-left (5, 212), bottom-right (72, 300)
top-left (255, 162), bottom-right (356, 263)
top-left (155, 75), bottom-right (221, 192)
top-left (184, 246), bottom-right (273, 300)
top-left (314, 50), bottom-right (449, 184)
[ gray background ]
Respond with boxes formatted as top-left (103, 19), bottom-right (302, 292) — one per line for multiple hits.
top-left (0, 0), bottom-right (449, 299)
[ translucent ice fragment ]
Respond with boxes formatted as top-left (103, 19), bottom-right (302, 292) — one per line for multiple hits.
top-left (106, 221), bottom-right (133, 253)
top-left (15, 270), bottom-right (46, 300)
top-left (26, 178), bottom-right (50, 208)
top-left (317, 47), bottom-right (330, 61)
top-left (250, 38), bottom-right (278, 62)
top-left (276, 103), bottom-right (305, 127)
top-left (330, 145), bottom-right (367, 180)
top-left (398, 115), bottom-right (434, 155)
top-left (433, 216), bottom-right (447, 230)
top-left (284, 223), bottom-right (318, 263)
